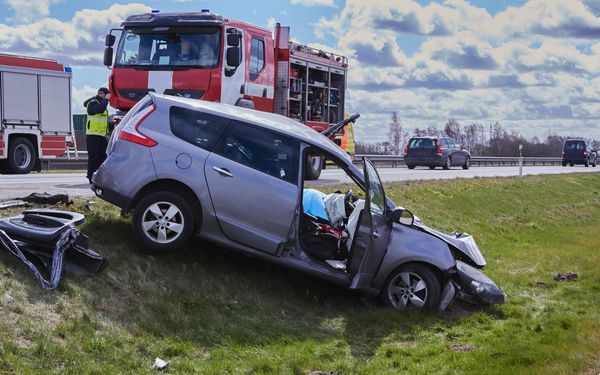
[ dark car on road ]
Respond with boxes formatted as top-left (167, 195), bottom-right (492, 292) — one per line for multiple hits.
top-left (562, 139), bottom-right (597, 167)
top-left (403, 137), bottom-right (471, 170)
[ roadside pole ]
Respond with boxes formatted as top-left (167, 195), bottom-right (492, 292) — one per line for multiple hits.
top-left (519, 144), bottom-right (523, 177)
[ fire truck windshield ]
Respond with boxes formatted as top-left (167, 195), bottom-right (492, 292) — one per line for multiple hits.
top-left (115, 26), bottom-right (221, 69)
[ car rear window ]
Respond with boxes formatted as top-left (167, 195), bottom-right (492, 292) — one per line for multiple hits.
top-left (170, 106), bottom-right (229, 151)
top-left (409, 138), bottom-right (436, 148)
top-left (214, 122), bottom-right (300, 185)
top-left (564, 141), bottom-right (585, 150)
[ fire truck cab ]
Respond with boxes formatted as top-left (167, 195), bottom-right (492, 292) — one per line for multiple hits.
top-left (104, 9), bottom-right (349, 179)
top-left (0, 54), bottom-right (73, 174)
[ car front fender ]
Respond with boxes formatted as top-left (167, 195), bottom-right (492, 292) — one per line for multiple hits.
top-left (371, 223), bottom-right (456, 291)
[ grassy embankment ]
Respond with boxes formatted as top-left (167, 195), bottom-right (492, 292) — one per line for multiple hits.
top-left (0, 173), bottom-right (599, 374)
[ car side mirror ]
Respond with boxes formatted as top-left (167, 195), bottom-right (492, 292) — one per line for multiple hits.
top-left (389, 208), bottom-right (414, 226)
top-left (103, 47), bottom-right (114, 67)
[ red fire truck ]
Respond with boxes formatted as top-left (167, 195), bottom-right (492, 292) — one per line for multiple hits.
top-left (103, 9), bottom-right (349, 179)
top-left (0, 54), bottom-right (73, 174)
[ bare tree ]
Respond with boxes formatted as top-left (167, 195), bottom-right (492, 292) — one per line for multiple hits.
top-left (387, 112), bottom-right (403, 155)
top-left (444, 119), bottom-right (462, 142)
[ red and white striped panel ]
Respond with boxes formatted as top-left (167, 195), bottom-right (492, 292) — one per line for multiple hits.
top-left (41, 135), bottom-right (67, 158)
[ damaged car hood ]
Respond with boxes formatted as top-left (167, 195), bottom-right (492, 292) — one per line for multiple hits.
top-left (413, 220), bottom-right (486, 267)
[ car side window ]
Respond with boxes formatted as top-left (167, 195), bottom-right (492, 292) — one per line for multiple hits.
top-left (441, 139), bottom-right (449, 148)
top-left (169, 106), bottom-right (229, 151)
top-left (215, 122), bottom-right (299, 185)
top-left (249, 37), bottom-right (265, 80)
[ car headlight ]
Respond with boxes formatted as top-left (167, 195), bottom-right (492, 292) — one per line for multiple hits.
top-left (456, 260), bottom-right (505, 304)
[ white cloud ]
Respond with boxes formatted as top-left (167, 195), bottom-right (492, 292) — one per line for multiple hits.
top-left (311, 0), bottom-right (600, 141)
top-left (266, 16), bottom-right (276, 29)
top-left (3, 0), bottom-right (64, 23)
top-left (0, 3), bottom-right (151, 66)
top-left (290, 0), bottom-right (335, 7)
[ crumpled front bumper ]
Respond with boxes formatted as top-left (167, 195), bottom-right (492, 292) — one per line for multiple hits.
top-left (439, 260), bottom-right (505, 311)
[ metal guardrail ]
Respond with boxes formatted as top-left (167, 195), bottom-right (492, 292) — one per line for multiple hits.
top-left (352, 155), bottom-right (563, 167)
top-left (41, 153), bottom-right (563, 171)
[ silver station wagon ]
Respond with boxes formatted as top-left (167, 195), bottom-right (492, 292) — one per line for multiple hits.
top-left (92, 93), bottom-right (504, 311)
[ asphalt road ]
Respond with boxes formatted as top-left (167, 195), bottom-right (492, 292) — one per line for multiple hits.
top-left (0, 165), bottom-right (599, 200)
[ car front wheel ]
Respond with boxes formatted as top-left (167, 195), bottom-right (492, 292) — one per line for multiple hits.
top-left (381, 264), bottom-right (441, 311)
top-left (133, 191), bottom-right (195, 253)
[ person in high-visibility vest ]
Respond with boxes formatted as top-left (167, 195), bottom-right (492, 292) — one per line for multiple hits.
top-left (84, 87), bottom-right (110, 184)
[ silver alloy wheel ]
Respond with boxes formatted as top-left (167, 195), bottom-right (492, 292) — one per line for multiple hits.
top-left (387, 271), bottom-right (428, 310)
top-left (141, 201), bottom-right (185, 244)
top-left (14, 144), bottom-right (32, 169)
top-left (465, 157), bottom-right (470, 168)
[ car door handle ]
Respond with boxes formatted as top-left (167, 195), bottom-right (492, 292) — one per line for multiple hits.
top-left (213, 166), bottom-right (233, 177)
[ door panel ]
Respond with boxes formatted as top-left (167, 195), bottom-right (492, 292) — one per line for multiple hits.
top-left (348, 158), bottom-right (392, 291)
top-left (204, 152), bottom-right (298, 254)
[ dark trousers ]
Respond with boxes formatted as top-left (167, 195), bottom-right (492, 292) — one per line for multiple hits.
top-left (86, 135), bottom-right (108, 182)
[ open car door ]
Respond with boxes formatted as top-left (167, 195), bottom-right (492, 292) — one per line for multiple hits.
top-left (347, 158), bottom-right (392, 293)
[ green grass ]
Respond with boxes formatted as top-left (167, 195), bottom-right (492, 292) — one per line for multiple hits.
top-left (1, 173), bottom-right (599, 374)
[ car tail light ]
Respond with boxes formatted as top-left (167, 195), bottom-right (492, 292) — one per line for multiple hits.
top-left (118, 104), bottom-right (157, 147)
top-left (584, 150), bottom-right (588, 156)
top-left (436, 140), bottom-right (443, 156)
top-left (403, 144), bottom-right (408, 154)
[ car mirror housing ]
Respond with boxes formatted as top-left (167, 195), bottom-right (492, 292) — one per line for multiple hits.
top-left (390, 208), bottom-right (414, 226)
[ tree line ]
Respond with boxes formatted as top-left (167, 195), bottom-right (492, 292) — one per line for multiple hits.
top-left (355, 113), bottom-right (600, 157)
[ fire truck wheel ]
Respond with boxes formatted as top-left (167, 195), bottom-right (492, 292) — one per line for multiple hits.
top-left (7, 137), bottom-right (37, 174)
top-left (305, 155), bottom-right (323, 180)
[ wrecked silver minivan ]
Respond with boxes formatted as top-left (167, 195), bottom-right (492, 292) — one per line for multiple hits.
top-left (92, 94), bottom-right (504, 311)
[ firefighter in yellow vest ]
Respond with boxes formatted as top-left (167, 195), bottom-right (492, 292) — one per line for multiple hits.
top-left (83, 87), bottom-right (111, 184)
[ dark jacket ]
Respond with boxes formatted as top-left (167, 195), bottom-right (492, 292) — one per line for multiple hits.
top-left (84, 96), bottom-right (109, 116)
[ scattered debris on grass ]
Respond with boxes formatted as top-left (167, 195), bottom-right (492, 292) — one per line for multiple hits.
top-left (308, 372), bottom-right (342, 375)
top-left (20, 192), bottom-right (71, 206)
top-left (553, 272), bottom-right (578, 281)
top-left (533, 281), bottom-right (546, 286)
top-left (152, 357), bottom-right (169, 371)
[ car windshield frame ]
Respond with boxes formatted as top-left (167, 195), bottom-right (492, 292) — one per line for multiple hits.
top-left (114, 26), bottom-right (222, 70)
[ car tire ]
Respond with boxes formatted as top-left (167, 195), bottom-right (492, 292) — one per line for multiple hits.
top-left (462, 156), bottom-right (471, 170)
top-left (443, 157), bottom-right (451, 170)
top-left (6, 137), bottom-right (37, 174)
top-left (381, 263), bottom-right (441, 311)
top-left (407, 164), bottom-right (416, 169)
top-left (562, 161), bottom-right (566, 167)
top-left (585, 159), bottom-right (589, 167)
top-left (570, 163), bottom-right (574, 167)
top-left (132, 191), bottom-right (195, 253)
top-left (304, 155), bottom-right (323, 180)
top-left (428, 166), bottom-right (435, 170)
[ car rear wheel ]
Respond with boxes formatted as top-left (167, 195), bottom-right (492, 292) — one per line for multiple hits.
top-left (407, 164), bottom-right (416, 169)
top-left (443, 157), bottom-right (451, 170)
top-left (570, 163), bottom-right (574, 167)
top-left (133, 191), bottom-right (195, 253)
top-left (462, 156), bottom-right (471, 170)
top-left (381, 264), bottom-right (441, 311)
top-left (429, 166), bottom-right (435, 170)
top-left (562, 161), bottom-right (566, 167)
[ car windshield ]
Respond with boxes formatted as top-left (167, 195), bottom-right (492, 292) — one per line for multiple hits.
top-left (409, 138), bottom-right (436, 148)
top-left (116, 26), bottom-right (221, 68)
top-left (565, 141), bottom-right (585, 150)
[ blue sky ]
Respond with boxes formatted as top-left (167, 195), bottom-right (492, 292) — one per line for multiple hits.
top-left (1, 0), bottom-right (600, 142)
